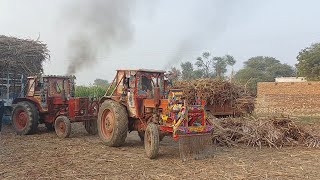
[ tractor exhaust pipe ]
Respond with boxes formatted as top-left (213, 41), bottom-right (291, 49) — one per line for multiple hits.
top-left (61, 79), bottom-right (67, 101)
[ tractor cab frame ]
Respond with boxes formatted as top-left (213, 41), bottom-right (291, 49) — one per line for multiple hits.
top-left (102, 69), bottom-right (166, 119)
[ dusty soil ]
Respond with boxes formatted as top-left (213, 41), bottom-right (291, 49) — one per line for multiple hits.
top-left (1, 122), bottom-right (320, 180)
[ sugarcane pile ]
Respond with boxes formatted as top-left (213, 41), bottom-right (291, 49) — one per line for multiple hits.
top-left (172, 79), bottom-right (254, 114)
top-left (0, 35), bottom-right (49, 76)
top-left (211, 116), bottom-right (320, 148)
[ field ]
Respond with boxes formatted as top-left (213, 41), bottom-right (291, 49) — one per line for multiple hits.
top-left (1, 119), bottom-right (320, 180)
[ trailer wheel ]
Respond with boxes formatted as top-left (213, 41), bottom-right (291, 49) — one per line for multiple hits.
top-left (54, 116), bottom-right (71, 138)
top-left (12, 101), bottom-right (39, 135)
top-left (98, 100), bottom-right (128, 147)
top-left (144, 123), bottom-right (160, 159)
top-left (45, 123), bottom-right (55, 131)
top-left (83, 120), bottom-right (98, 135)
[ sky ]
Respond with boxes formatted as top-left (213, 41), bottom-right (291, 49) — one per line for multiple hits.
top-left (0, 0), bottom-right (319, 85)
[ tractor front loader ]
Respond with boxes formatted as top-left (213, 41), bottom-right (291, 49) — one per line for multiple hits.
top-left (97, 69), bottom-right (213, 159)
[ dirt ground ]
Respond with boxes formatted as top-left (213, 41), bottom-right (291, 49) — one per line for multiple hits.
top-left (1, 120), bottom-right (320, 180)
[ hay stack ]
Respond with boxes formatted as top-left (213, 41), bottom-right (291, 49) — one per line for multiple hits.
top-left (0, 35), bottom-right (49, 76)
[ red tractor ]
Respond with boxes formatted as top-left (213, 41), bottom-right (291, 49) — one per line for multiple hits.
top-left (98, 69), bottom-right (213, 159)
top-left (11, 75), bottom-right (98, 138)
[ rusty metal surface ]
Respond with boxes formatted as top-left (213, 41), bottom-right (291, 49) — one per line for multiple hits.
top-left (13, 75), bottom-right (98, 125)
top-left (116, 69), bottom-right (166, 73)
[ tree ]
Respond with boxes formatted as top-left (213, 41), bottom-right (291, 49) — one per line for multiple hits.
top-left (180, 61), bottom-right (194, 80)
top-left (213, 55), bottom-right (236, 78)
top-left (195, 52), bottom-right (213, 78)
top-left (94, 78), bottom-right (109, 87)
top-left (235, 56), bottom-right (295, 94)
top-left (266, 63), bottom-right (295, 77)
top-left (235, 67), bottom-right (273, 93)
top-left (296, 43), bottom-right (320, 80)
top-left (192, 69), bottom-right (204, 79)
top-left (225, 54), bottom-right (236, 66)
top-left (168, 67), bottom-right (181, 81)
top-left (244, 56), bottom-right (280, 71)
top-left (195, 52), bottom-right (236, 79)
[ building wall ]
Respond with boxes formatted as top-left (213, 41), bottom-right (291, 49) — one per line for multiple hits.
top-left (255, 82), bottom-right (320, 116)
top-left (275, 77), bottom-right (306, 82)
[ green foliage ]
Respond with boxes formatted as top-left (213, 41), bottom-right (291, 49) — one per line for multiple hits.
top-left (75, 85), bottom-right (106, 98)
top-left (225, 54), bottom-right (236, 66)
top-left (212, 55), bottom-right (236, 79)
top-left (244, 56), bottom-right (280, 71)
top-left (181, 61), bottom-right (194, 80)
top-left (296, 43), bottom-right (320, 80)
top-left (235, 56), bottom-right (295, 94)
top-left (192, 69), bottom-right (204, 79)
top-left (94, 78), bottom-right (109, 87)
top-left (75, 78), bottom-right (111, 98)
top-left (195, 52), bottom-right (213, 78)
top-left (235, 67), bottom-right (272, 94)
top-left (180, 52), bottom-right (236, 80)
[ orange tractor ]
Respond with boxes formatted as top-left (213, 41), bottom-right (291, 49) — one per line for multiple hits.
top-left (98, 69), bottom-right (213, 159)
top-left (11, 75), bottom-right (98, 138)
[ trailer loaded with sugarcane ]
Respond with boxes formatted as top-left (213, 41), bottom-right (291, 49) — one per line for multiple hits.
top-left (0, 35), bottom-right (49, 125)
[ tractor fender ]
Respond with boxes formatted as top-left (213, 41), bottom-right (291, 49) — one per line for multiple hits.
top-left (12, 97), bottom-right (45, 113)
top-left (99, 96), bottom-right (126, 106)
top-left (98, 96), bottom-right (129, 114)
top-left (99, 96), bottom-right (110, 105)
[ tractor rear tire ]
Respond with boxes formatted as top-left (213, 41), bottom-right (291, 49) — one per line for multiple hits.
top-left (45, 123), bottom-right (55, 131)
top-left (83, 120), bottom-right (98, 135)
top-left (12, 101), bottom-right (39, 135)
top-left (144, 123), bottom-right (160, 159)
top-left (98, 100), bottom-right (128, 147)
top-left (54, 116), bottom-right (71, 138)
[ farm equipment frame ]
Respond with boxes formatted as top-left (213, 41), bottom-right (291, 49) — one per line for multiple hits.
top-left (98, 69), bottom-right (213, 159)
top-left (11, 75), bottom-right (98, 137)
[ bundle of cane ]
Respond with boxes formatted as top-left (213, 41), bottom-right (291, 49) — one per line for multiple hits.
top-left (0, 35), bottom-right (49, 76)
top-left (171, 79), bottom-right (254, 115)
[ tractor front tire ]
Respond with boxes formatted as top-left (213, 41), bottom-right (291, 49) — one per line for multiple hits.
top-left (98, 100), bottom-right (128, 147)
top-left (12, 102), bottom-right (39, 135)
top-left (139, 130), bottom-right (166, 142)
top-left (144, 123), bottom-right (160, 159)
top-left (83, 120), bottom-right (98, 135)
top-left (54, 116), bottom-right (71, 138)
